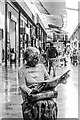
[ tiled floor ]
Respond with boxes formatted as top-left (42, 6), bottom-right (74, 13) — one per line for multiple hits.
top-left (56, 63), bottom-right (78, 118)
top-left (0, 59), bottom-right (79, 119)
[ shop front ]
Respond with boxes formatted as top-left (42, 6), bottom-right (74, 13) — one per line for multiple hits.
top-left (19, 14), bottom-right (28, 63)
top-left (36, 22), bottom-right (47, 51)
top-left (4, 2), bottom-right (19, 65)
top-left (19, 13), bottom-right (36, 65)
top-left (12, 2), bottom-right (37, 65)
top-left (4, 1), bottom-right (37, 66)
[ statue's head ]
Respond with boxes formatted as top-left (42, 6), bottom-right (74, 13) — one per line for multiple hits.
top-left (24, 47), bottom-right (40, 67)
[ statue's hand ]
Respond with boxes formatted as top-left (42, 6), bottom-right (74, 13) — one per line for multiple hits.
top-left (60, 74), bottom-right (70, 84)
top-left (31, 88), bottom-right (39, 94)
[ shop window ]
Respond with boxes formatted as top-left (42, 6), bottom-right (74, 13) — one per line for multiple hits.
top-left (6, 3), bottom-right (19, 63)
top-left (20, 14), bottom-right (29, 61)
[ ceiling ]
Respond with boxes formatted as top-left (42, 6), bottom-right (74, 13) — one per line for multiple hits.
top-left (31, 0), bottom-right (67, 33)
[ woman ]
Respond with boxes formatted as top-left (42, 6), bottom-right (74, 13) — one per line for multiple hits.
top-left (18, 47), bottom-right (69, 119)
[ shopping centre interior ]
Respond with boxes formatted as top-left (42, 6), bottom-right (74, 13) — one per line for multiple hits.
top-left (0, 0), bottom-right (80, 119)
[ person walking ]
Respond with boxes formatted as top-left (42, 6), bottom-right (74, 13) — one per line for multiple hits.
top-left (47, 42), bottom-right (58, 77)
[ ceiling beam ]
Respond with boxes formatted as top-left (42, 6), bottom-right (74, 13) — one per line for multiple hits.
top-left (66, 7), bottom-right (79, 11)
top-left (38, 0), bottom-right (50, 15)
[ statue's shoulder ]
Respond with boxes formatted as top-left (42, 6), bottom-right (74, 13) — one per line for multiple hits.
top-left (18, 64), bottom-right (27, 71)
top-left (37, 63), bottom-right (44, 68)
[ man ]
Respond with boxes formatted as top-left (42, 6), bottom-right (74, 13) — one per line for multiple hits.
top-left (47, 42), bottom-right (58, 77)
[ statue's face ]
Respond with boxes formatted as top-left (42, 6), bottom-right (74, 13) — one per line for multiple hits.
top-left (27, 55), bottom-right (39, 67)
top-left (24, 47), bottom-right (40, 67)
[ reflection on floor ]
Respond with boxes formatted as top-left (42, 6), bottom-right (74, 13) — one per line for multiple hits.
top-left (1, 60), bottom-right (78, 119)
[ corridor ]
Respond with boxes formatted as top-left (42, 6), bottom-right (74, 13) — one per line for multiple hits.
top-left (0, 0), bottom-right (79, 119)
